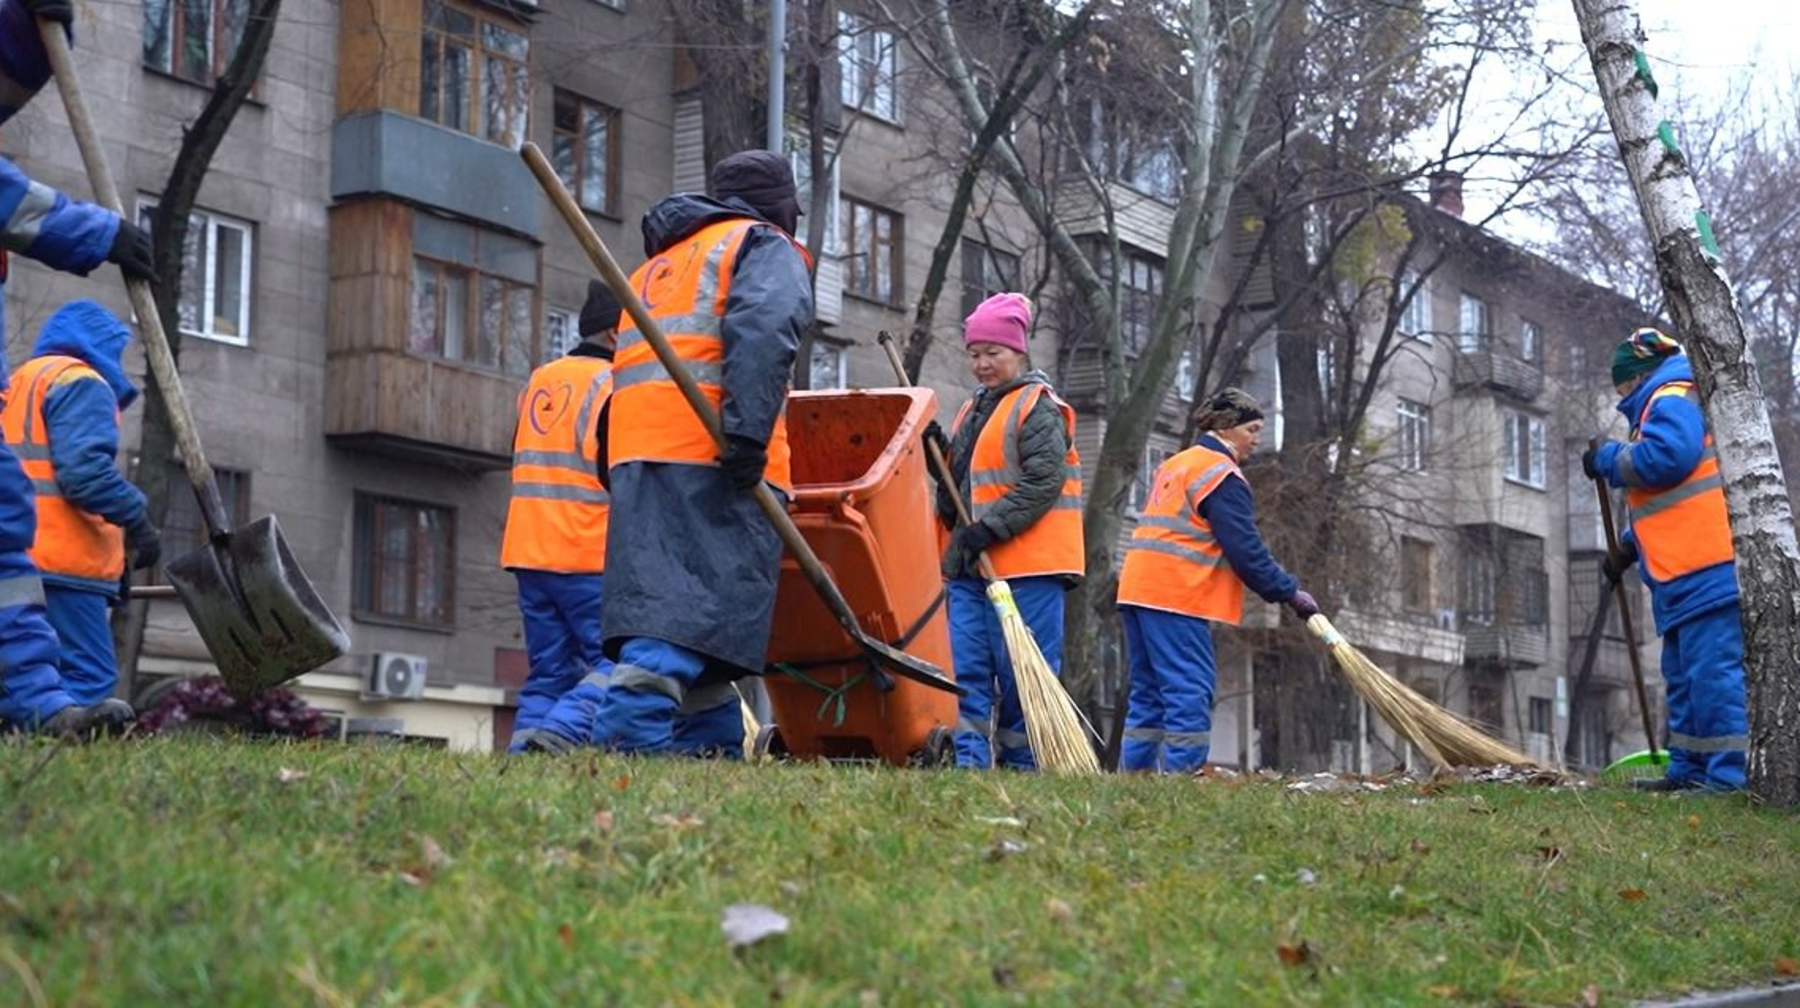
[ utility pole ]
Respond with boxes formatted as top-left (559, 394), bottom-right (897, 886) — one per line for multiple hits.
top-left (767, 0), bottom-right (787, 151)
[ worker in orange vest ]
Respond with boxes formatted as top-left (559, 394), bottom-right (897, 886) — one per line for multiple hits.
top-left (0, 300), bottom-right (160, 709)
top-left (1, 0), bottom-right (154, 736)
top-left (937, 292), bottom-right (1084, 770)
top-left (1115, 388), bottom-right (1319, 773)
top-left (586, 150), bottom-right (812, 756)
top-left (1582, 328), bottom-right (1746, 791)
top-left (500, 280), bottom-right (619, 753)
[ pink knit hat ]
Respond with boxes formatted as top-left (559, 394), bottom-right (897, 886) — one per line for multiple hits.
top-left (963, 292), bottom-right (1032, 354)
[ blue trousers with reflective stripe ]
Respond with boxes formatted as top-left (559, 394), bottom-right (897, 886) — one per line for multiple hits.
top-left (44, 585), bottom-right (116, 706)
top-left (1119, 604), bottom-right (1216, 773)
top-left (948, 575), bottom-right (1065, 770)
top-left (1661, 602), bottom-right (1747, 790)
top-left (509, 570), bottom-right (606, 752)
top-left (0, 552), bottom-right (77, 728)
top-left (588, 636), bottom-right (742, 758)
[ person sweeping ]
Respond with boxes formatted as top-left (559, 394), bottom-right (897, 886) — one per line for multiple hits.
top-left (936, 292), bottom-right (1084, 770)
top-left (1115, 388), bottom-right (1319, 774)
top-left (1582, 327), bottom-right (1746, 792)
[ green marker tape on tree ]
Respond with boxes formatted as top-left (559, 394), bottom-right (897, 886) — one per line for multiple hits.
top-left (1632, 49), bottom-right (1660, 99)
top-left (1657, 120), bottom-right (1682, 157)
top-left (1696, 210), bottom-right (1721, 259)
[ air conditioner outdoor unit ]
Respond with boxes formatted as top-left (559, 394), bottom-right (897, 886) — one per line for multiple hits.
top-left (366, 652), bottom-right (428, 701)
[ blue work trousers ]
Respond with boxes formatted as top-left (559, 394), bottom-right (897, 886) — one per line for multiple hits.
top-left (0, 443), bottom-right (77, 728)
top-left (509, 570), bottom-right (607, 753)
top-left (1119, 605), bottom-right (1216, 774)
top-left (948, 575), bottom-right (1066, 770)
top-left (588, 637), bottom-right (742, 758)
top-left (1661, 603), bottom-right (1748, 790)
top-left (44, 585), bottom-right (117, 706)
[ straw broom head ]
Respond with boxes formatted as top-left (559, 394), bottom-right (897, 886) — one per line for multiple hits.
top-left (1306, 615), bottom-right (1541, 771)
top-left (736, 684), bottom-right (761, 761)
top-left (988, 580), bottom-right (1099, 775)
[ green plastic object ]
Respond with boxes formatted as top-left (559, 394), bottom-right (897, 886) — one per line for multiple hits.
top-left (1602, 748), bottom-right (1671, 781)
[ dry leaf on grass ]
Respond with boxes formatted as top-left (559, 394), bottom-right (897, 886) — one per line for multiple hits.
top-left (1686, 814), bottom-right (1702, 830)
top-left (276, 767), bottom-right (308, 784)
top-left (1583, 982), bottom-right (1601, 1006)
top-left (1618, 887), bottom-right (1646, 902)
top-left (1276, 941), bottom-right (1312, 966)
top-left (1536, 846), bottom-right (1563, 862)
top-left (721, 903), bottom-right (789, 950)
top-left (988, 838), bottom-right (1029, 861)
top-left (592, 809), bottom-right (615, 836)
top-left (1774, 957), bottom-right (1798, 976)
top-left (557, 923), bottom-right (574, 949)
top-left (1044, 898), bottom-right (1075, 924)
top-left (1295, 868), bottom-right (1318, 885)
top-left (1411, 839), bottom-right (1431, 856)
top-left (650, 812), bottom-right (705, 831)
top-left (1426, 984), bottom-right (1459, 998)
top-left (612, 773), bottom-right (631, 792)
top-left (419, 835), bottom-right (451, 870)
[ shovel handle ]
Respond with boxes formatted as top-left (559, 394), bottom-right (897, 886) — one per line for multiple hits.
top-left (37, 20), bottom-right (229, 533)
top-left (521, 143), bottom-right (873, 648)
top-left (875, 332), bottom-right (1000, 584)
top-left (1590, 437), bottom-right (1661, 760)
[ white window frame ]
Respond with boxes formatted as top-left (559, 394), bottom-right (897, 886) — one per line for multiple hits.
top-left (543, 306), bottom-right (578, 362)
top-left (1175, 348), bottom-right (1198, 400)
top-left (1520, 319), bottom-right (1542, 363)
top-left (1130, 443), bottom-right (1175, 513)
top-left (1458, 292), bottom-right (1489, 353)
top-left (1396, 398), bottom-right (1430, 472)
top-left (809, 341), bottom-right (848, 390)
top-left (136, 198), bottom-right (253, 347)
top-left (1397, 270), bottom-right (1429, 340)
top-left (1503, 409), bottom-right (1547, 490)
top-left (785, 134), bottom-right (841, 257)
top-left (838, 10), bottom-right (899, 122)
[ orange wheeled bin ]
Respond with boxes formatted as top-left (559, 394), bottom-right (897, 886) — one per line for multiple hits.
top-left (760, 387), bottom-right (959, 766)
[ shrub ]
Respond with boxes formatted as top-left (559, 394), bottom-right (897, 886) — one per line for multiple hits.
top-left (137, 677), bottom-right (326, 739)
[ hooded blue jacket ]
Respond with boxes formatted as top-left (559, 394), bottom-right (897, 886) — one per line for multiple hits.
top-left (26, 300), bottom-right (147, 589)
top-left (1591, 354), bottom-right (1739, 632)
top-left (1193, 434), bottom-right (1300, 604)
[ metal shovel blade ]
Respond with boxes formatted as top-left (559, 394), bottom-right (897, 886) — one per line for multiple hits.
top-left (857, 633), bottom-right (966, 696)
top-left (165, 514), bottom-right (351, 695)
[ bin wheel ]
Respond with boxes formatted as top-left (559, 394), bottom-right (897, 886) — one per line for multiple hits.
top-left (914, 726), bottom-right (956, 768)
top-left (752, 724), bottom-right (788, 761)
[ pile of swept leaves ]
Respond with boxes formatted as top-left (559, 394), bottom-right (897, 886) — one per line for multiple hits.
top-left (2, 739), bottom-right (1796, 1007)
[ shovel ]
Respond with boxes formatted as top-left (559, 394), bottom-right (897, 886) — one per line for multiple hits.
top-left (520, 142), bottom-right (962, 698)
top-left (39, 22), bottom-right (350, 694)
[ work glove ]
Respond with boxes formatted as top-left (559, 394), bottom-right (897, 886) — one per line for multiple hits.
top-left (941, 521), bottom-right (999, 579)
top-left (1601, 540), bottom-right (1638, 584)
top-left (1288, 588), bottom-right (1321, 619)
top-left (718, 435), bottom-right (768, 492)
top-left (22, 0), bottom-right (74, 27)
top-left (1582, 440), bottom-right (1621, 482)
top-left (106, 220), bottom-right (157, 283)
top-left (921, 420), bottom-right (951, 463)
top-left (126, 520), bottom-right (162, 572)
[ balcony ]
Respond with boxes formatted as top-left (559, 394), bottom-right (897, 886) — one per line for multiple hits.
top-left (1452, 347), bottom-right (1543, 401)
top-left (1462, 622), bottom-right (1548, 667)
top-left (1334, 608), bottom-right (1464, 666)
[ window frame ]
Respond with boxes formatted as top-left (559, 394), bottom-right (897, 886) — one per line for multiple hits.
top-left (840, 194), bottom-right (904, 307)
top-left (142, 0), bottom-right (251, 85)
top-left (1400, 536), bottom-right (1435, 613)
top-left (838, 9), bottom-right (900, 122)
top-left (151, 466), bottom-right (251, 585)
top-left (542, 306), bottom-right (578, 363)
top-left (419, 0), bottom-right (530, 148)
top-left (1502, 408), bottom-right (1548, 490)
top-left (809, 340), bottom-right (849, 390)
top-left (785, 135), bottom-right (842, 257)
top-left (1457, 291), bottom-right (1490, 353)
top-left (351, 493), bottom-right (457, 631)
top-left (1396, 398), bottom-right (1430, 472)
top-left (552, 89), bottom-right (621, 217)
top-left (1520, 319), bottom-right (1542, 363)
top-left (136, 198), bottom-right (255, 347)
top-left (960, 238), bottom-right (1021, 318)
top-left (1397, 270), bottom-right (1430, 340)
top-left (410, 254), bottom-right (538, 378)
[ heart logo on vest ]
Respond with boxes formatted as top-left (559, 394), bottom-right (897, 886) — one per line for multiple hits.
top-left (528, 382), bottom-right (574, 435)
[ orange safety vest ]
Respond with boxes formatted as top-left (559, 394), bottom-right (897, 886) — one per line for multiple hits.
top-left (499, 354), bottom-right (612, 573)
top-left (0, 355), bottom-right (125, 581)
top-left (1625, 380), bottom-right (1735, 582)
top-left (608, 217), bottom-right (804, 494)
top-left (1117, 444), bottom-right (1245, 623)
top-left (951, 383), bottom-right (1085, 580)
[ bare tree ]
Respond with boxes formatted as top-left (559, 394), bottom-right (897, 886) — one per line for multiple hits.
top-left (1571, 0), bottom-right (1800, 806)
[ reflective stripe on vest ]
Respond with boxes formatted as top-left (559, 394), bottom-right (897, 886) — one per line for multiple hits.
top-left (499, 355), bottom-right (612, 573)
top-left (0, 355), bottom-right (126, 581)
top-left (951, 383), bottom-right (1085, 580)
top-left (608, 218), bottom-right (795, 493)
top-left (1624, 381), bottom-right (1734, 582)
top-left (1116, 445), bottom-right (1245, 623)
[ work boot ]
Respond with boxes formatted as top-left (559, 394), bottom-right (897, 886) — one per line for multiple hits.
top-left (1631, 775), bottom-right (1696, 792)
top-left (34, 704), bottom-right (99, 738)
top-left (86, 698), bottom-right (136, 735)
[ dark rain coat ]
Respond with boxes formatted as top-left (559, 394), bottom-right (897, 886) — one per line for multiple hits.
top-left (935, 369), bottom-right (1072, 581)
top-left (598, 194), bottom-right (812, 678)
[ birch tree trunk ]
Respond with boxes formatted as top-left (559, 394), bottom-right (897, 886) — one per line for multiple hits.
top-left (1573, 0), bottom-right (1800, 806)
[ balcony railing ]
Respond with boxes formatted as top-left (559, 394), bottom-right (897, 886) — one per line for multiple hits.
top-left (1461, 621), bottom-right (1548, 667)
top-left (1452, 346), bottom-right (1543, 401)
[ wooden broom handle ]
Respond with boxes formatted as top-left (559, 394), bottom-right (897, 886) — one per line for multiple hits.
top-left (1590, 436), bottom-right (1661, 759)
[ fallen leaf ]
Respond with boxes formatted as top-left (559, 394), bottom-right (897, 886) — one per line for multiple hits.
top-left (1775, 957), bottom-right (1798, 977)
top-left (988, 838), bottom-right (1029, 861)
top-left (991, 963), bottom-right (1016, 988)
top-left (592, 809), bottom-right (615, 836)
top-left (977, 816), bottom-right (1025, 828)
top-left (1044, 898), bottom-right (1075, 924)
top-left (1618, 887), bottom-right (1646, 902)
top-left (419, 835), bottom-right (451, 870)
top-left (1251, 873), bottom-right (1268, 885)
top-left (650, 812), bottom-right (706, 831)
top-left (557, 922), bottom-right (574, 949)
top-left (396, 870), bottom-right (428, 887)
top-left (1583, 982), bottom-right (1601, 1006)
top-left (1411, 839), bottom-right (1431, 856)
top-left (612, 773), bottom-right (631, 792)
top-left (1426, 983), bottom-right (1459, 998)
top-left (721, 903), bottom-right (789, 950)
top-left (276, 767), bottom-right (308, 784)
top-left (858, 990), bottom-right (881, 1008)
top-left (1295, 868), bottom-right (1318, 885)
top-left (1536, 846), bottom-right (1563, 862)
top-left (1686, 814), bottom-right (1702, 830)
top-left (1276, 941), bottom-right (1311, 966)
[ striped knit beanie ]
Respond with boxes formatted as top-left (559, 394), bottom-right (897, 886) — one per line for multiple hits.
top-left (1611, 327), bottom-right (1682, 386)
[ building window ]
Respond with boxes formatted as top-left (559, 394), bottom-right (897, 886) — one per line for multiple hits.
top-left (1130, 444), bottom-right (1176, 513)
top-left (143, 0), bottom-right (249, 83)
top-left (838, 10), bottom-right (898, 120)
top-left (1175, 348), bottom-right (1198, 400)
top-left (1396, 398), bottom-right (1430, 471)
top-left (1397, 270), bottom-right (1429, 339)
top-left (136, 199), bottom-right (254, 346)
top-left (1565, 343), bottom-right (1588, 383)
top-left (1461, 550), bottom-right (1495, 627)
top-left (152, 467), bottom-right (250, 583)
top-left (1401, 536), bottom-right (1435, 612)
top-left (1520, 320), bottom-right (1542, 363)
top-left (1094, 246), bottom-right (1163, 354)
top-left (1074, 95), bottom-right (1181, 202)
top-left (409, 216), bottom-right (539, 377)
top-left (543, 307), bottom-right (578, 363)
top-left (552, 90), bottom-right (619, 216)
top-left (1528, 697), bottom-right (1553, 735)
top-left (809, 341), bottom-right (848, 390)
top-left (420, 0), bottom-right (529, 148)
top-left (1468, 685), bottom-right (1504, 731)
top-left (841, 196), bottom-right (902, 305)
top-left (960, 239), bottom-right (1020, 318)
top-left (1503, 409), bottom-right (1547, 489)
top-left (353, 494), bottom-right (455, 629)
top-left (786, 136), bottom-right (841, 256)
top-left (1457, 292), bottom-right (1490, 353)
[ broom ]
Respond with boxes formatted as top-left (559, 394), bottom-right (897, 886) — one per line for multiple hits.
top-left (1305, 614), bottom-right (1542, 771)
top-left (877, 335), bottom-right (1099, 775)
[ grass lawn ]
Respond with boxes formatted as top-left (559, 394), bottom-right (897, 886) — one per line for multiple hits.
top-left (2, 739), bottom-right (1797, 1007)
